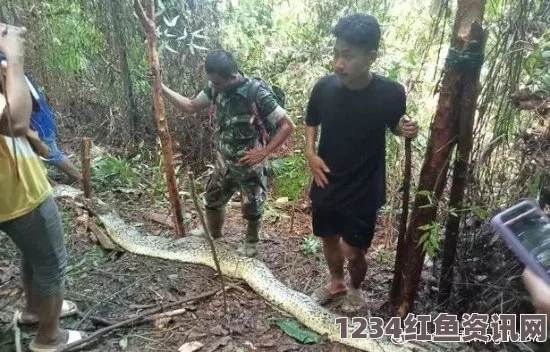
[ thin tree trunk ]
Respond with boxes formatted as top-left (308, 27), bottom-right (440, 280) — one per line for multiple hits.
top-left (109, 0), bottom-right (138, 134)
top-left (438, 21), bottom-right (486, 305)
top-left (134, 0), bottom-right (186, 238)
top-left (390, 137), bottom-right (412, 304)
top-left (393, 0), bottom-right (486, 318)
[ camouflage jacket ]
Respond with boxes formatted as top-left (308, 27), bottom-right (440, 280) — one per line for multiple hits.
top-left (195, 77), bottom-right (286, 166)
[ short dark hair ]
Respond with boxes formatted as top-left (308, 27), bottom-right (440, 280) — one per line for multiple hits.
top-left (332, 13), bottom-right (381, 52)
top-left (204, 49), bottom-right (239, 78)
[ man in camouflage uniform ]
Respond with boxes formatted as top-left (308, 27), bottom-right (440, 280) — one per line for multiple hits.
top-left (160, 49), bottom-right (295, 257)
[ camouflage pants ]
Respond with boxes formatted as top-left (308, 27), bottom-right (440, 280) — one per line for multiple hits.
top-left (204, 154), bottom-right (267, 221)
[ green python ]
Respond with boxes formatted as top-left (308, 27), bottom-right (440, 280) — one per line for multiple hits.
top-left (52, 184), bottom-right (431, 352)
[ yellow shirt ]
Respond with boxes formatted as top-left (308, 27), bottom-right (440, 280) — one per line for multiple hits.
top-left (0, 135), bottom-right (52, 222)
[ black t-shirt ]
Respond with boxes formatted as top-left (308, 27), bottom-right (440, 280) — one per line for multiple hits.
top-left (305, 74), bottom-right (406, 216)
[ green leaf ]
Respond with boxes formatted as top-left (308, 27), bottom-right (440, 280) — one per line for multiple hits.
top-left (542, 51), bottom-right (550, 59)
top-left (164, 15), bottom-right (179, 27)
top-left (418, 224), bottom-right (433, 231)
top-left (416, 190), bottom-right (432, 197)
top-left (275, 319), bottom-right (320, 344)
top-left (165, 45), bottom-right (178, 54)
top-left (191, 29), bottom-right (205, 36)
top-left (524, 50), bottom-right (542, 75)
top-left (191, 43), bottom-right (209, 51)
top-left (192, 34), bottom-right (208, 40)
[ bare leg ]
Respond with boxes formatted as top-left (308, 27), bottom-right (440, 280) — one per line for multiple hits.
top-left (2, 196), bottom-right (74, 346)
top-left (19, 255), bottom-right (68, 345)
top-left (321, 236), bottom-right (347, 293)
top-left (340, 239), bottom-right (368, 313)
top-left (34, 295), bottom-right (68, 345)
top-left (54, 159), bottom-right (82, 182)
top-left (21, 256), bottom-right (37, 315)
top-left (340, 239), bottom-right (368, 289)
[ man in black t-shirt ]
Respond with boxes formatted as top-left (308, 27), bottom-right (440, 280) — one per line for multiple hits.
top-left (305, 14), bottom-right (418, 313)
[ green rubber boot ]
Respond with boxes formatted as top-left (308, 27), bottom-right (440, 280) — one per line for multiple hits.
top-left (244, 219), bottom-right (261, 257)
top-left (189, 207), bottom-right (225, 238)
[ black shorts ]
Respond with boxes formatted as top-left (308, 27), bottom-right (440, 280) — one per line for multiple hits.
top-left (312, 206), bottom-right (378, 249)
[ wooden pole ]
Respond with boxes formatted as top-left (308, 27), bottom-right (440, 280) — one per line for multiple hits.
top-left (390, 135), bottom-right (412, 304)
top-left (81, 137), bottom-right (92, 198)
top-left (133, 0), bottom-right (186, 238)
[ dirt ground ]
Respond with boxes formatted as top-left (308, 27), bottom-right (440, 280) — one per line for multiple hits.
top-left (0, 178), bottom-right (423, 352)
top-left (0, 141), bottom-right (506, 352)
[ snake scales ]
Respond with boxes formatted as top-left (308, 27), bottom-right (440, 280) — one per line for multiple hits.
top-left (53, 184), bottom-right (434, 352)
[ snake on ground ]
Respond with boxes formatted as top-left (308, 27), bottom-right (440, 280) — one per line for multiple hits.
top-left (53, 184), bottom-right (445, 352)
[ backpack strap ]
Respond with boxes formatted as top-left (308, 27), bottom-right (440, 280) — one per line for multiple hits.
top-left (247, 79), bottom-right (268, 147)
top-left (208, 89), bottom-right (218, 129)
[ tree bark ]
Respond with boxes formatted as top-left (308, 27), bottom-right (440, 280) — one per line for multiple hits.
top-left (393, 0), bottom-right (486, 318)
top-left (134, 0), bottom-right (186, 238)
top-left (438, 21), bottom-right (486, 305)
top-left (109, 0), bottom-right (138, 133)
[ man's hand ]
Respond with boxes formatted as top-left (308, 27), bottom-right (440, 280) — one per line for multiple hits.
top-left (523, 267), bottom-right (550, 317)
top-left (0, 24), bottom-right (26, 60)
top-left (306, 153), bottom-right (330, 188)
top-left (397, 116), bottom-right (419, 138)
top-left (146, 69), bottom-right (163, 85)
top-left (239, 147), bottom-right (268, 166)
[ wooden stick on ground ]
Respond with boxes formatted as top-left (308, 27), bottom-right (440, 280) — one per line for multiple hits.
top-left (188, 171), bottom-right (228, 314)
top-left (289, 201), bottom-right (296, 233)
top-left (75, 312), bottom-right (115, 327)
top-left (58, 285), bottom-right (237, 352)
top-left (81, 137), bottom-right (92, 198)
top-left (11, 312), bottom-right (21, 352)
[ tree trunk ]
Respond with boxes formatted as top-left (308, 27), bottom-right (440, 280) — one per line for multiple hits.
top-left (393, 0), bottom-right (486, 318)
top-left (438, 21), bottom-right (486, 305)
top-left (134, 0), bottom-right (186, 238)
top-left (109, 0), bottom-right (138, 134)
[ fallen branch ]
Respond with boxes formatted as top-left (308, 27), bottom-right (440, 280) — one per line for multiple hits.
top-left (11, 312), bottom-right (21, 352)
top-left (148, 307), bottom-right (187, 321)
top-left (188, 171), bottom-right (228, 314)
top-left (130, 282), bottom-right (244, 311)
top-left (75, 312), bottom-right (115, 327)
top-left (58, 285), bottom-right (237, 352)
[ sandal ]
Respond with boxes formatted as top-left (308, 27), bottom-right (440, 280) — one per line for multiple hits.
top-left (341, 289), bottom-right (367, 313)
top-left (17, 300), bottom-right (78, 324)
top-left (310, 286), bottom-right (347, 305)
top-left (29, 330), bottom-right (85, 352)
